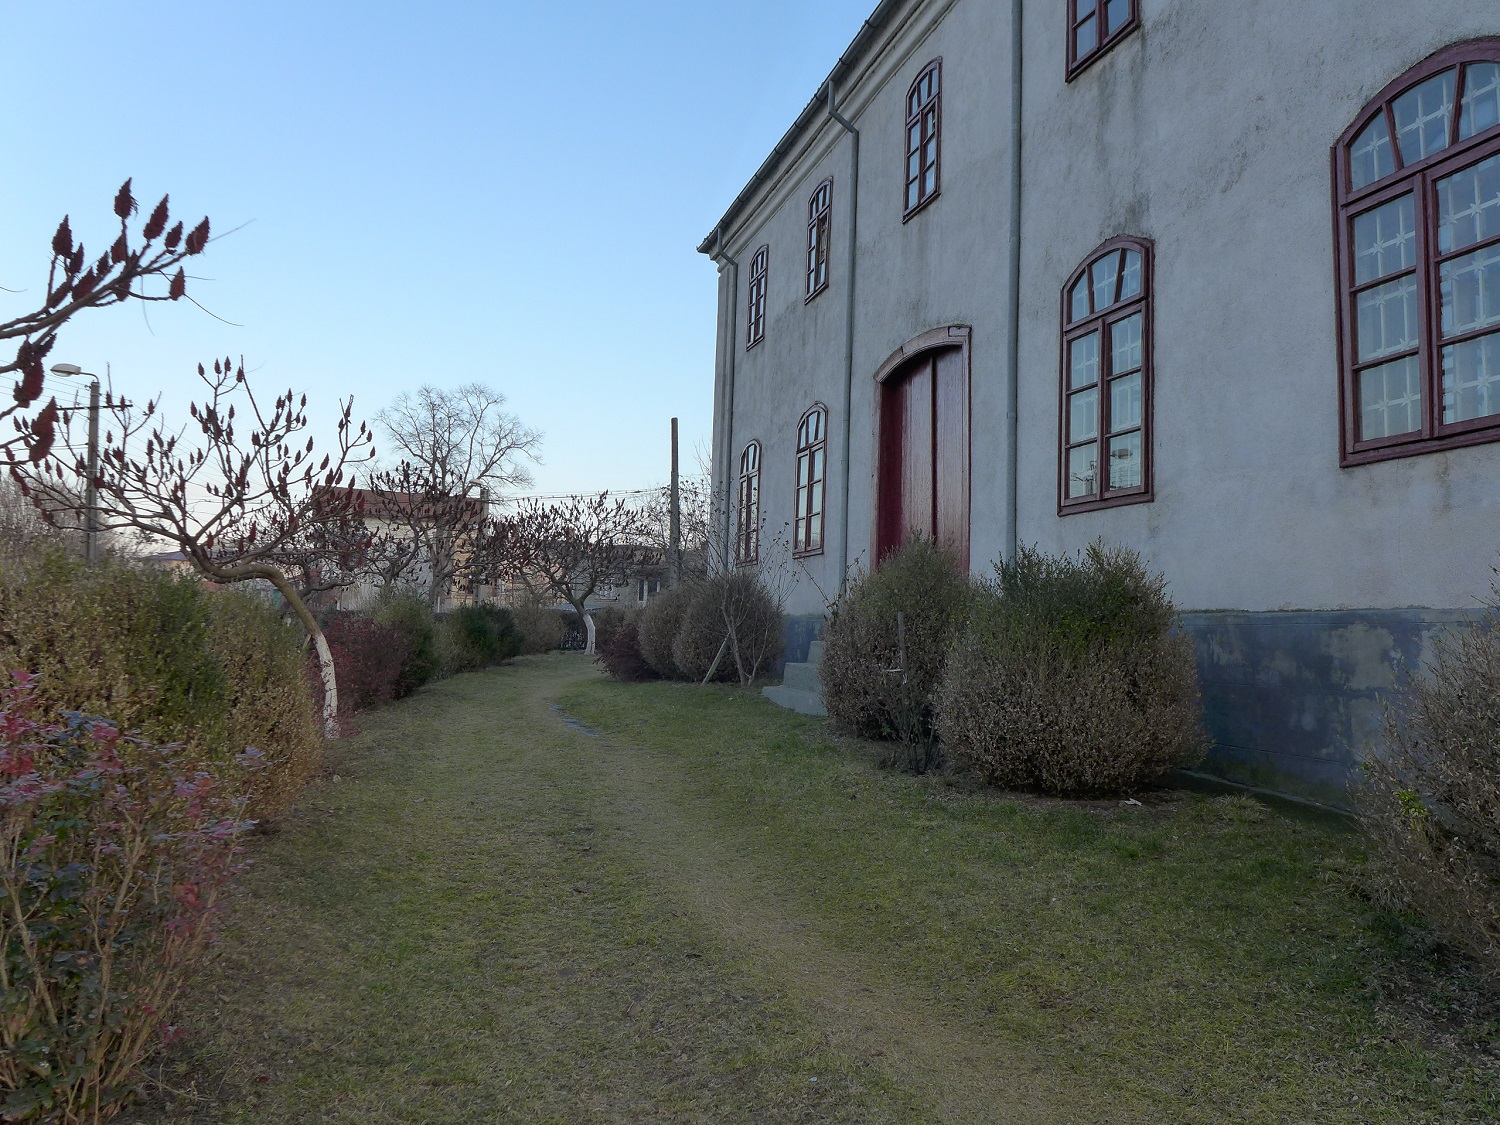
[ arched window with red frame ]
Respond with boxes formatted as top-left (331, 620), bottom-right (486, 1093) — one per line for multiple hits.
top-left (793, 404), bottom-right (827, 556)
top-left (1335, 40), bottom-right (1500, 465)
top-left (1060, 238), bottom-right (1153, 512)
top-left (806, 180), bottom-right (832, 300)
top-left (736, 440), bottom-right (761, 565)
top-left (746, 245), bottom-right (768, 350)
top-left (905, 60), bottom-right (941, 218)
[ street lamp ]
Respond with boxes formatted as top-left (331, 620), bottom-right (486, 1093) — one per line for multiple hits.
top-left (49, 363), bottom-right (102, 565)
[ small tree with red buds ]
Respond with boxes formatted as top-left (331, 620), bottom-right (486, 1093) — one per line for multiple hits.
top-left (12, 359), bottom-right (375, 737)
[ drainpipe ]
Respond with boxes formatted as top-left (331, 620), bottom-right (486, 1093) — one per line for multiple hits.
top-left (826, 79), bottom-right (860, 595)
top-left (1002, 0), bottom-right (1024, 562)
top-left (711, 228), bottom-right (741, 572)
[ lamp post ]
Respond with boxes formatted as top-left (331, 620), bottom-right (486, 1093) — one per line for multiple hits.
top-left (49, 363), bottom-right (101, 565)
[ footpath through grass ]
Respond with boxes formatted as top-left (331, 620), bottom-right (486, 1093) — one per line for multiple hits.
top-left (128, 655), bottom-right (1498, 1123)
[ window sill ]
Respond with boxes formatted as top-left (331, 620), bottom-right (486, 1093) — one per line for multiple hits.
top-left (745, 336), bottom-right (763, 352)
top-left (903, 190), bottom-right (940, 224)
top-left (1341, 426), bottom-right (1500, 467)
top-left (1057, 489), bottom-right (1153, 516)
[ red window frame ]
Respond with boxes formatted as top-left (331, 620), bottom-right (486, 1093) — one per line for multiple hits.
top-left (1059, 237), bottom-right (1154, 513)
top-left (806, 179), bottom-right (832, 301)
top-left (1066, 0), bottom-right (1139, 82)
top-left (736, 440), bottom-right (761, 565)
top-left (1334, 39), bottom-right (1500, 466)
top-left (793, 404), bottom-right (828, 556)
top-left (746, 244), bottom-right (768, 350)
top-left (905, 60), bottom-right (942, 219)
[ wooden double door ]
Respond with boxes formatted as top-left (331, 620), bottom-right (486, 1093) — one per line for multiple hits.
top-left (875, 342), bottom-right (969, 568)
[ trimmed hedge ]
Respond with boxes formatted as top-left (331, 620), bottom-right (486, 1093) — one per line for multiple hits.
top-left (372, 589), bottom-right (439, 698)
top-left (595, 621), bottom-right (657, 682)
top-left (638, 582), bottom-right (697, 679)
top-left (0, 547), bottom-right (320, 820)
top-left (936, 543), bottom-right (1206, 795)
top-left (511, 600), bottom-right (565, 655)
top-left (438, 604), bottom-right (523, 676)
top-left (819, 538), bottom-right (970, 743)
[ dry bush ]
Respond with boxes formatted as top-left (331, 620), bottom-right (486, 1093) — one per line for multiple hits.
top-left (510, 598), bottom-right (565, 655)
top-left (672, 572), bottom-right (783, 685)
top-left (1356, 605), bottom-right (1500, 975)
top-left (637, 582), bottom-right (698, 679)
top-left (0, 548), bottom-right (321, 821)
top-left (937, 543), bottom-right (1207, 795)
top-left (595, 621), bottom-right (657, 682)
top-left (819, 538), bottom-right (970, 747)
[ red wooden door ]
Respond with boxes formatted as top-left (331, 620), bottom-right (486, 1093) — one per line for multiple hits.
top-left (877, 347), bottom-right (968, 567)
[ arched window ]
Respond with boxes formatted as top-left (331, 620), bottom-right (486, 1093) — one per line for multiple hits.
top-left (746, 245), bottom-right (768, 350)
top-left (736, 441), bottom-right (761, 565)
top-left (1335, 40), bottom-right (1500, 464)
top-left (793, 405), bottom-right (828, 556)
top-left (1060, 238), bottom-right (1153, 511)
top-left (905, 60), bottom-right (941, 218)
top-left (1067, 0), bottom-right (1139, 82)
top-left (806, 180), bottom-right (832, 300)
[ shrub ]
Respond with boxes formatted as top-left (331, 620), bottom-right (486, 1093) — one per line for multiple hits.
top-left (820, 538), bottom-right (971, 752)
top-left (672, 572), bottom-right (784, 685)
top-left (936, 543), bottom-right (1207, 796)
top-left (0, 674), bottom-right (256, 1123)
top-left (1357, 600), bottom-right (1500, 974)
top-left (589, 605), bottom-right (635, 652)
top-left (638, 582), bottom-right (697, 678)
top-left (437, 605), bottom-right (524, 676)
top-left (595, 622), bottom-right (657, 682)
top-left (319, 613), bottom-right (410, 712)
top-left (372, 589), bottom-right (439, 697)
top-left (511, 599), bottom-right (565, 655)
top-left (0, 549), bottom-right (320, 820)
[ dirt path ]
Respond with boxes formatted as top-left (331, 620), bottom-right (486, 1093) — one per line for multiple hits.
top-left (535, 666), bottom-right (1114, 1125)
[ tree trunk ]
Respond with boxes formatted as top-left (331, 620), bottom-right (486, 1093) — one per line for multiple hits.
top-left (583, 610), bottom-right (597, 655)
top-left (243, 565), bottom-right (341, 739)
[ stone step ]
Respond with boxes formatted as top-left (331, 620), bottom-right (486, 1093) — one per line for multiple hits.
top-left (781, 660), bottom-right (822, 694)
top-left (806, 639), bottom-right (824, 666)
top-left (761, 684), bottom-right (828, 717)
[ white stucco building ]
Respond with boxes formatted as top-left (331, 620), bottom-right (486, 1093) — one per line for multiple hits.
top-left (701, 0), bottom-right (1500, 805)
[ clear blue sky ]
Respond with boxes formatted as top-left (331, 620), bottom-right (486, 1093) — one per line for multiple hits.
top-left (1, 0), bottom-right (875, 495)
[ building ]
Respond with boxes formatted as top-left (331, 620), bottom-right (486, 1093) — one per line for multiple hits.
top-left (700, 0), bottom-right (1500, 806)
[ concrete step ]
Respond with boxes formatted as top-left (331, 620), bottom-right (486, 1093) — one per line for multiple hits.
top-left (781, 660), bottom-right (822, 694)
top-left (806, 639), bottom-right (824, 666)
top-left (762, 683), bottom-right (828, 717)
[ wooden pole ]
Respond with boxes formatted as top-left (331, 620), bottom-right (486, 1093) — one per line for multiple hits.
top-left (670, 416), bottom-right (681, 586)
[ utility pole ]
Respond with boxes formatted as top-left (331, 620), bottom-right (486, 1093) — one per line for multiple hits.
top-left (84, 377), bottom-right (100, 565)
top-left (50, 363), bottom-right (102, 564)
top-left (669, 417), bottom-right (681, 586)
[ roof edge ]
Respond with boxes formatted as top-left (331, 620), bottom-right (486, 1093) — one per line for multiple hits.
top-left (697, 0), bottom-right (908, 258)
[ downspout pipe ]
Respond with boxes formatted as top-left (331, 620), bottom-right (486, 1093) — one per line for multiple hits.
top-left (826, 79), bottom-right (860, 596)
top-left (711, 228), bottom-right (741, 572)
top-left (1002, 0), bottom-right (1024, 563)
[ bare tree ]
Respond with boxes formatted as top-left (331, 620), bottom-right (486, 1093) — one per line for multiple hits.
top-left (2, 180), bottom-right (210, 466)
top-left (14, 358), bottom-right (375, 736)
top-left (479, 493), bottom-right (654, 654)
top-left (373, 383), bottom-right (540, 606)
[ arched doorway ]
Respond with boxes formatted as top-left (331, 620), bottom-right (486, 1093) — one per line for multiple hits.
top-left (873, 326), bottom-right (971, 568)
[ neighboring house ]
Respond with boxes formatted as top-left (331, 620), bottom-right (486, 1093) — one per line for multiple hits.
top-left (333, 486), bottom-right (495, 612)
top-left (701, 0), bottom-right (1500, 807)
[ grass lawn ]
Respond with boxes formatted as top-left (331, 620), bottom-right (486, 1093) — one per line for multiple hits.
top-left (125, 655), bottom-right (1499, 1123)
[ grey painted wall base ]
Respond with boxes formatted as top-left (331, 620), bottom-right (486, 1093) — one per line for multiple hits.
top-left (1178, 609), bottom-right (1482, 810)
